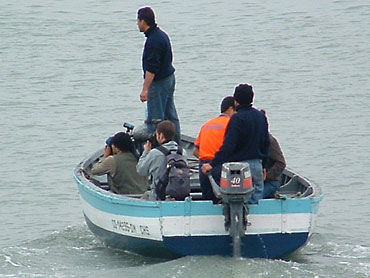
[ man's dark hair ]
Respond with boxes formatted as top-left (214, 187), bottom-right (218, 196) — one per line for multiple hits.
top-left (112, 132), bottom-right (134, 152)
top-left (220, 96), bottom-right (235, 113)
top-left (233, 84), bottom-right (254, 105)
top-left (156, 120), bottom-right (176, 142)
top-left (137, 7), bottom-right (156, 27)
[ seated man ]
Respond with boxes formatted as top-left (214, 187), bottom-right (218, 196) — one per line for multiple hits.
top-left (261, 110), bottom-right (286, 198)
top-left (193, 96), bottom-right (236, 203)
top-left (91, 132), bottom-right (147, 194)
top-left (136, 120), bottom-right (185, 200)
top-left (202, 84), bottom-right (270, 205)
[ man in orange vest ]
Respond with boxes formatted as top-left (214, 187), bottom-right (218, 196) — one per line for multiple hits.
top-left (193, 96), bottom-right (236, 202)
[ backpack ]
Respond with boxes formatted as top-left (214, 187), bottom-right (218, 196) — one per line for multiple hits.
top-left (155, 145), bottom-right (191, 201)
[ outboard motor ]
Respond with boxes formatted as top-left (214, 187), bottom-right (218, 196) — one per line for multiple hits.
top-left (219, 162), bottom-right (254, 203)
top-left (209, 162), bottom-right (254, 257)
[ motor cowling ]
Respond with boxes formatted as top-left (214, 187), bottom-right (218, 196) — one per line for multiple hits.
top-left (219, 162), bottom-right (254, 203)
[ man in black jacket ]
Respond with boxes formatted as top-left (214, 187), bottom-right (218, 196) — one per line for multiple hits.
top-left (137, 7), bottom-right (181, 143)
top-left (202, 84), bottom-right (270, 204)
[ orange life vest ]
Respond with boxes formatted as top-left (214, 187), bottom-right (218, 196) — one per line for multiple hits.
top-left (194, 115), bottom-right (230, 160)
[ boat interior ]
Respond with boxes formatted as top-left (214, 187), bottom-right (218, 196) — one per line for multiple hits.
top-left (80, 134), bottom-right (316, 201)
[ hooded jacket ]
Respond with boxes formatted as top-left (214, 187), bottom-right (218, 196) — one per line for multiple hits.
top-left (137, 141), bottom-right (185, 193)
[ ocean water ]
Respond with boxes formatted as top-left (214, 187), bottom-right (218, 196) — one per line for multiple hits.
top-left (1, 0), bottom-right (370, 277)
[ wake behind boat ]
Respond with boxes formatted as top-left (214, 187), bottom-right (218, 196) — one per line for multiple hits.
top-left (73, 123), bottom-right (323, 259)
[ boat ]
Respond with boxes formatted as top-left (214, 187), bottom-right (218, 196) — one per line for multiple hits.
top-left (73, 122), bottom-right (323, 259)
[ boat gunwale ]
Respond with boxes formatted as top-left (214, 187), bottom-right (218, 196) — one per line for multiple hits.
top-left (74, 134), bottom-right (323, 210)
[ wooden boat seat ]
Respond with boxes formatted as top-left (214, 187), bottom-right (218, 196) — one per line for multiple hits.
top-left (90, 178), bottom-right (110, 190)
top-left (124, 192), bottom-right (204, 201)
top-left (124, 194), bottom-right (143, 198)
top-left (189, 192), bottom-right (203, 200)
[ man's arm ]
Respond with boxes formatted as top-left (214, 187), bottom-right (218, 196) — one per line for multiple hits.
top-left (136, 140), bottom-right (156, 176)
top-left (210, 116), bottom-right (240, 167)
top-left (136, 150), bottom-right (151, 176)
top-left (140, 71), bottom-right (155, 102)
top-left (201, 118), bottom-right (239, 174)
top-left (193, 147), bottom-right (200, 158)
top-left (91, 156), bottom-right (115, 176)
top-left (193, 131), bottom-right (201, 158)
top-left (266, 136), bottom-right (286, 181)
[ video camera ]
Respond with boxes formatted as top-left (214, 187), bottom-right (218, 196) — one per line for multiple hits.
top-left (123, 122), bottom-right (159, 156)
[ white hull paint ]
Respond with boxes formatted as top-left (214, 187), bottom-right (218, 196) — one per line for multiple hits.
top-left (80, 194), bottom-right (318, 240)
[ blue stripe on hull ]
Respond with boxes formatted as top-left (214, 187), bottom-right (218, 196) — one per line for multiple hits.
top-left (163, 233), bottom-right (309, 259)
top-left (75, 175), bottom-right (321, 217)
top-left (84, 214), bottom-right (308, 259)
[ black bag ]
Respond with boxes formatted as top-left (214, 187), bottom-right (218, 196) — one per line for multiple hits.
top-left (155, 145), bottom-right (191, 201)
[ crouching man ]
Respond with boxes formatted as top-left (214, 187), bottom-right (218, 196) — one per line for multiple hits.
top-left (136, 120), bottom-right (184, 200)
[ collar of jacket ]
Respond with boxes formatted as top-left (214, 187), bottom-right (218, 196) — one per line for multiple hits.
top-left (144, 24), bottom-right (158, 37)
top-left (236, 104), bottom-right (252, 111)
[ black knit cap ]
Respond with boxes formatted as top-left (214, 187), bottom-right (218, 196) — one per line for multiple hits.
top-left (233, 84), bottom-right (254, 105)
top-left (105, 136), bottom-right (113, 147)
top-left (220, 96), bottom-right (235, 113)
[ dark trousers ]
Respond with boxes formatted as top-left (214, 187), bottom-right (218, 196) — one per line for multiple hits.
top-left (199, 160), bottom-right (221, 204)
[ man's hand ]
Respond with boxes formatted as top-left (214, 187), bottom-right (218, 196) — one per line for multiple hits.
top-left (201, 163), bottom-right (213, 174)
top-left (81, 168), bottom-right (91, 179)
top-left (140, 89), bottom-right (148, 102)
top-left (144, 140), bottom-right (152, 152)
top-left (103, 145), bottom-right (112, 158)
top-left (141, 71), bottom-right (155, 102)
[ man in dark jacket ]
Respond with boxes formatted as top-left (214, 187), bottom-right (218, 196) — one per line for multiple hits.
top-left (137, 7), bottom-right (181, 143)
top-left (263, 133), bottom-right (286, 198)
top-left (260, 110), bottom-right (286, 198)
top-left (202, 84), bottom-right (270, 204)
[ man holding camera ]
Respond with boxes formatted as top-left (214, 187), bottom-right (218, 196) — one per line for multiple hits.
top-left (90, 132), bottom-right (147, 194)
top-left (136, 120), bottom-right (184, 200)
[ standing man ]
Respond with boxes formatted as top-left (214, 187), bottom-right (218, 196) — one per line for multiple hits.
top-left (193, 96), bottom-right (236, 203)
top-left (137, 7), bottom-right (181, 143)
top-left (202, 84), bottom-right (270, 204)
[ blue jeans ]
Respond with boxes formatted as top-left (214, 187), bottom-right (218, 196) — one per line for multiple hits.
top-left (263, 180), bottom-right (280, 198)
top-left (244, 159), bottom-right (264, 204)
top-left (146, 74), bottom-right (181, 143)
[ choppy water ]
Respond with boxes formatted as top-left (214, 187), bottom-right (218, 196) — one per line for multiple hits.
top-left (1, 0), bottom-right (370, 277)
